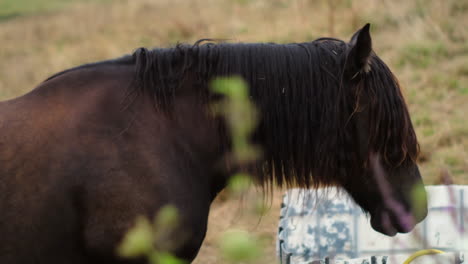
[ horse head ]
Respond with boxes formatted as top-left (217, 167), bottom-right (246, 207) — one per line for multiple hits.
top-left (337, 24), bottom-right (428, 236)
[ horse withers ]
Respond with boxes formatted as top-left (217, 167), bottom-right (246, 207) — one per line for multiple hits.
top-left (0, 24), bottom-right (427, 263)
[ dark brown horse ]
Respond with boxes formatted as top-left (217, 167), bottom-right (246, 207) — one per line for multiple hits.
top-left (0, 24), bottom-right (427, 263)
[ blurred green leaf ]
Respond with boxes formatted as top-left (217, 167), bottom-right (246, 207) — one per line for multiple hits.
top-left (219, 229), bottom-right (262, 263)
top-left (211, 77), bottom-right (249, 98)
top-left (118, 216), bottom-right (153, 258)
top-left (154, 204), bottom-right (179, 230)
top-left (227, 173), bottom-right (252, 193)
top-left (149, 252), bottom-right (187, 264)
top-left (210, 76), bottom-right (260, 163)
top-left (411, 184), bottom-right (428, 221)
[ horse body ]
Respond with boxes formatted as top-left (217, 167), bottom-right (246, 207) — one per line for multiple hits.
top-left (0, 64), bottom-right (222, 263)
top-left (0, 24), bottom-right (427, 263)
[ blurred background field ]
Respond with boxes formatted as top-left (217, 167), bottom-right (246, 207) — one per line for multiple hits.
top-left (0, 0), bottom-right (466, 263)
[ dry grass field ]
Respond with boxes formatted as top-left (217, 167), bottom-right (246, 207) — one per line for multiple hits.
top-left (1, 0), bottom-right (467, 263)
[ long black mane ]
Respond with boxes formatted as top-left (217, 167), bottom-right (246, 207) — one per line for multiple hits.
top-left (127, 38), bottom-right (418, 189)
top-left (100, 38), bottom-right (419, 189)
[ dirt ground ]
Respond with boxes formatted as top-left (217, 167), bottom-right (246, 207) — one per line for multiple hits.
top-left (193, 190), bottom-right (284, 263)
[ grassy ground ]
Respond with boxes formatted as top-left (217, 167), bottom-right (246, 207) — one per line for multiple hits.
top-left (0, 0), bottom-right (467, 263)
top-left (0, 0), bottom-right (113, 21)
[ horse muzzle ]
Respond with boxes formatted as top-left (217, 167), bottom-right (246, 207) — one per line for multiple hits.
top-left (370, 195), bottom-right (428, 236)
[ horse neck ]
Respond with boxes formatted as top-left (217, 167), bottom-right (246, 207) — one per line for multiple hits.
top-left (205, 44), bottom-right (331, 188)
top-left (135, 43), bottom-right (348, 188)
top-left (225, 43), bottom-right (354, 188)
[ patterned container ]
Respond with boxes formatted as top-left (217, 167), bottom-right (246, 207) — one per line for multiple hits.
top-left (277, 185), bottom-right (468, 264)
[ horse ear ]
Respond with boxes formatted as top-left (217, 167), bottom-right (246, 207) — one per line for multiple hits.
top-left (347, 23), bottom-right (372, 76)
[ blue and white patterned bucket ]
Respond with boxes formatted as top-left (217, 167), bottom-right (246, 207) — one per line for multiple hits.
top-left (277, 185), bottom-right (468, 264)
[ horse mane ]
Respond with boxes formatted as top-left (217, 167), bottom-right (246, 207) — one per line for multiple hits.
top-left (364, 58), bottom-right (419, 167)
top-left (128, 38), bottom-right (419, 189)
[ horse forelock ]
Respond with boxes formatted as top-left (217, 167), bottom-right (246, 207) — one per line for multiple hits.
top-left (128, 39), bottom-right (415, 190)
